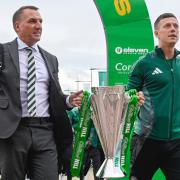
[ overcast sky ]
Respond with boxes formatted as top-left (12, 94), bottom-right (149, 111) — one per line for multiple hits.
top-left (1, 0), bottom-right (180, 92)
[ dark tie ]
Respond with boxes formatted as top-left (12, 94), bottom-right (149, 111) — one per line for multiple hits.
top-left (26, 47), bottom-right (36, 116)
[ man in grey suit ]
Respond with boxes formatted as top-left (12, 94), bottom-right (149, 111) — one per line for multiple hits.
top-left (0, 5), bottom-right (83, 180)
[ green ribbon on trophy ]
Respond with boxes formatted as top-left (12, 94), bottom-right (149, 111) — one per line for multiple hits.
top-left (120, 89), bottom-right (139, 174)
top-left (70, 91), bottom-right (92, 177)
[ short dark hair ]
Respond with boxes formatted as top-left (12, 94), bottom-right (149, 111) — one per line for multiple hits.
top-left (12, 5), bottom-right (39, 29)
top-left (154, 13), bottom-right (177, 30)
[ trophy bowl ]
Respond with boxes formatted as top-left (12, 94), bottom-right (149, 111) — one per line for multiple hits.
top-left (91, 86), bottom-right (130, 178)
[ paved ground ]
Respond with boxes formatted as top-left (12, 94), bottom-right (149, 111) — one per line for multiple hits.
top-left (59, 168), bottom-right (94, 180)
top-left (0, 168), bottom-right (95, 180)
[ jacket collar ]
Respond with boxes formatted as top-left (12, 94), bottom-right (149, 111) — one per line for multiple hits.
top-left (155, 46), bottom-right (180, 59)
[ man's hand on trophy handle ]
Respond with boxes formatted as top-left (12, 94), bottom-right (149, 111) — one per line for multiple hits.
top-left (69, 90), bottom-right (83, 108)
top-left (137, 91), bottom-right (145, 105)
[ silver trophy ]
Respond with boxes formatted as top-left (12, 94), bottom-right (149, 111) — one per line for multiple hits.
top-left (91, 86), bottom-right (130, 178)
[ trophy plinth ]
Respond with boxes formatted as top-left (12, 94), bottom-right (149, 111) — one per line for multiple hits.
top-left (96, 158), bottom-right (124, 178)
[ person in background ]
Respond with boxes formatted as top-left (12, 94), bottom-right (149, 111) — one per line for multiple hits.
top-left (0, 5), bottom-right (83, 180)
top-left (81, 124), bottom-right (104, 180)
top-left (127, 13), bottom-right (180, 180)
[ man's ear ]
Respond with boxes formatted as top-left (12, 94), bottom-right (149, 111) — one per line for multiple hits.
top-left (154, 30), bottom-right (158, 38)
top-left (14, 21), bottom-right (19, 33)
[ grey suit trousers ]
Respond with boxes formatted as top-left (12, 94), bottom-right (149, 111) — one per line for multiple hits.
top-left (0, 118), bottom-right (58, 180)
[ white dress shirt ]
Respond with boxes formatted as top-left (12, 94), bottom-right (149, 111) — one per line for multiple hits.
top-left (17, 38), bottom-right (50, 117)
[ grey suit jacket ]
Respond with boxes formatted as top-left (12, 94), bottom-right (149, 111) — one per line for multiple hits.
top-left (0, 39), bottom-right (73, 149)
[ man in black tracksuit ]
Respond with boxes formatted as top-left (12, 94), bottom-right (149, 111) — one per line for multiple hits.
top-left (128, 13), bottom-right (180, 180)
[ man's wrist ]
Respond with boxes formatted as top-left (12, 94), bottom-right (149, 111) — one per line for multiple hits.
top-left (66, 95), bottom-right (73, 108)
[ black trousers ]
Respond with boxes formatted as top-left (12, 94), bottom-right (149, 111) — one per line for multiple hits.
top-left (130, 134), bottom-right (180, 180)
top-left (58, 144), bottom-right (73, 180)
top-left (0, 118), bottom-right (58, 180)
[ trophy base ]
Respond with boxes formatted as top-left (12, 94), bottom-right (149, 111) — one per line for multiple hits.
top-left (96, 158), bottom-right (125, 178)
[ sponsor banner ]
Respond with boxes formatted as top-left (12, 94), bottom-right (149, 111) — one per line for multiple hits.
top-left (94, 0), bottom-right (154, 85)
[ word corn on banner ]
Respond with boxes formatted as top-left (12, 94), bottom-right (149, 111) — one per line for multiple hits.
top-left (94, 0), bottom-right (154, 85)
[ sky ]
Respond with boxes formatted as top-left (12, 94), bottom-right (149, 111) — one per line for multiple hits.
top-left (1, 0), bottom-right (180, 93)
